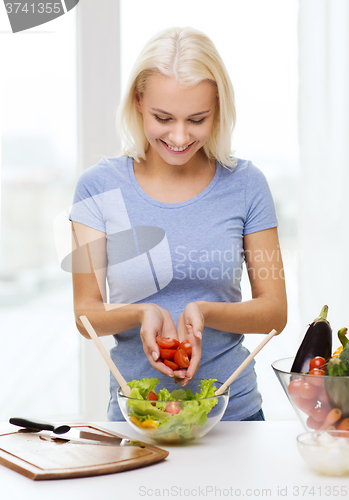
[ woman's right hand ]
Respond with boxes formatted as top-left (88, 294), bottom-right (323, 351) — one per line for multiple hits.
top-left (139, 304), bottom-right (185, 378)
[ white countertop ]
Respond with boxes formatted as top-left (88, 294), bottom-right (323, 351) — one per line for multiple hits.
top-left (1, 421), bottom-right (348, 500)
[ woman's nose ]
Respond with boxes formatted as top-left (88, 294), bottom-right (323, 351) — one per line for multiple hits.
top-left (168, 122), bottom-right (190, 147)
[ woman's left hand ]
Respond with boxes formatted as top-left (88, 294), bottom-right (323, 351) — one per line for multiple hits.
top-left (175, 302), bottom-right (203, 385)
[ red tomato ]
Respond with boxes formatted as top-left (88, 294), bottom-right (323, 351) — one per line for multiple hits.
top-left (317, 387), bottom-right (331, 404)
top-left (297, 397), bottom-right (317, 415)
top-left (147, 391), bottom-right (158, 406)
top-left (288, 378), bottom-right (304, 396)
top-left (311, 406), bottom-right (327, 422)
top-left (179, 341), bottom-right (192, 358)
top-left (309, 356), bottom-right (326, 370)
top-left (163, 359), bottom-right (179, 370)
top-left (174, 348), bottom-right (190, 368)
top-left (147, 391), bottom-right (158, 401)
top-left (165, 402), bottom-right (182, 415)
top-left (309, 368), bottom-right (325, 376)
top-left (308, 369), bottom-right (326, 387)
top-left (299, 382), bottom-right (318, 400)
top-left (156, 337), bottom-right (180, 349)
top-left (159, 348), bottom-right (177, 360)
top-left (306, 415), bottom-right (322, 430)
top-left (291, 396), bottom-right (304, 408)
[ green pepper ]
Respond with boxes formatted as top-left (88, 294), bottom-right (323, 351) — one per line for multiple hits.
top-left (325, 333), bottom-right (349, 417)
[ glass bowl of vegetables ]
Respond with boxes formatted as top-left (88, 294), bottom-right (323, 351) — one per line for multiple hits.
top-left (117, 377), bottom-right (229, 443)
top-left (272, 357), bottom-right (349, 432)
top-left (296, 430), bottom-right (349, 476)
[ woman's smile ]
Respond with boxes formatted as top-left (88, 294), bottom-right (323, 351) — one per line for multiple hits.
top-left (160, 139), bottom-right (195, 154)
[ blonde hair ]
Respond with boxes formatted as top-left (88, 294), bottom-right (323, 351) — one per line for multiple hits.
top-left (116, 27), bottom-right (237, 168)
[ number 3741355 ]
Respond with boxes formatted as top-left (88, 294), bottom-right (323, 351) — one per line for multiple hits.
top-left (5, 3), bottom-right (63, 14)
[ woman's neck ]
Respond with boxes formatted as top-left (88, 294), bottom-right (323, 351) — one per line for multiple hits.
top-left (133, 147), bottom-right (216, 203)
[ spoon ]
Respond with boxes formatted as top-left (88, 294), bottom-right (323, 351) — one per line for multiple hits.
top-left (79, 315), bottom-right (131, 396)
top-left (215, 329), bottom-right (278, 396)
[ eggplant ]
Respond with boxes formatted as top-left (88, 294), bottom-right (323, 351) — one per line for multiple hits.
top-left (291, 305), bottom-right (332, 373)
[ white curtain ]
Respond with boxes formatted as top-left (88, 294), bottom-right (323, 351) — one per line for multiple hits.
top-left (298, 0), bottom-right (349, 338)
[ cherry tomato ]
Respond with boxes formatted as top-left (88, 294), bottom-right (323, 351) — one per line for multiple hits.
top-left (174, 348), bottom-right (190, 368)
top-left (309, 356), bottom-right (326, 370)
top-left (297, 397), bottom-right (317, 415)
top-left (163, 359), bottom-right (179, 370)
top-left (147, 391), bottom-right (158, 406)
top-left (165, 402), bottom-right (182, 415)
top-left (308, 368), bottom-right (326, 387)
top-left (291, 396), bottom-right (303, 409)
top-left (159, 348), bottom-right (177, 360)
top-left (288, 378), bottom-right (304, 396)
top-left (306, 415), bottom-right (322, 430)
top-left (317, 387), bottom-right (331, 404)
top-left (179, 340), bottom-right (192, 358)
top-left (309, 368), bottom-right (325, 377)
top-left (311, 406), bottom-right (327, 422)
top-left (156, 337), bottom-right (180, 349)
top-left (299, 382), bottom-right (318, 400)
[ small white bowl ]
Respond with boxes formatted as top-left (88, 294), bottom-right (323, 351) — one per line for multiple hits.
top-left (297, 430), bottom-right (349, 476)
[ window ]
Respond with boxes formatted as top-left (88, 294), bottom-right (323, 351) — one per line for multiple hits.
top-left (0, 1), bottom-right (301, 422)
top-left (0, 9), bottom-right (80, 421)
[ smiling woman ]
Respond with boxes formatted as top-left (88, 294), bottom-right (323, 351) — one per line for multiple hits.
top-left (70, 26), bottom-right (287, 423)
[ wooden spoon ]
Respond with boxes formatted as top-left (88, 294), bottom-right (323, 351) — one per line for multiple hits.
top-left (79, 315), bottom-right (131, 397)
top-left (215, 329), bottom-right (278, 396)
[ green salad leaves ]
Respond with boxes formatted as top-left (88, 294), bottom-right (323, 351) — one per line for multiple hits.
top-left (126, 378), bottom-right (219, 440)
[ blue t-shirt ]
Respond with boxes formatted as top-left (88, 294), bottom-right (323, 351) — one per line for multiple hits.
top-left (70, 155), bottom-right (278, 421)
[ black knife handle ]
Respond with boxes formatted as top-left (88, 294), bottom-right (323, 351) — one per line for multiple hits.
top-left (9, 418), bottom-right (55, 432)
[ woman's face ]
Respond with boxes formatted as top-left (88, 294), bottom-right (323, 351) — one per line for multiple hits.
top-left (135, 74), bottom-right (217, 167)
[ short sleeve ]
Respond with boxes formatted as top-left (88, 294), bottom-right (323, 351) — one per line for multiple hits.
top-left (243, 163), bottom-right (278, 235)
top-left (69, 161), bottom-right (107, 232)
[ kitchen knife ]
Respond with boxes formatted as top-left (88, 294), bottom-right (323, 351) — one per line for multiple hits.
top-left (9, 418), bottom-right (145, 447)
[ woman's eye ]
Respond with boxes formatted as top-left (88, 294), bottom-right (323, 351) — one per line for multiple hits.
top-left (155, 115), bottom-right (171, 123)
top-left (154, 115), bottom-right (206, 124)
top-left (190, 118), bottom-right (205, 124)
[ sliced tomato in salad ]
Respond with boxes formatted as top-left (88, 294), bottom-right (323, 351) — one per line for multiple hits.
top-left (165, 402), bottom-right (182, 415)
top-left (147, 391), bottom-right (158, 406)
top-left (156, 336), bottom-right (180, 349)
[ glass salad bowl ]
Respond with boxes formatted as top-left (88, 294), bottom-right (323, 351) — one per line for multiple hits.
top-left (272, 357), bottom-right (349, 432)
top-left (117, 378), bottom-right (229, 443)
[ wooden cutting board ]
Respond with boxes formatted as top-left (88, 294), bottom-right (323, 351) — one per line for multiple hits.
top-left (0, 423), bottom-right (169, 480)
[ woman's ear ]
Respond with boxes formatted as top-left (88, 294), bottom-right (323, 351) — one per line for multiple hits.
top-left (135, 91), bottom-right (143, 113)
